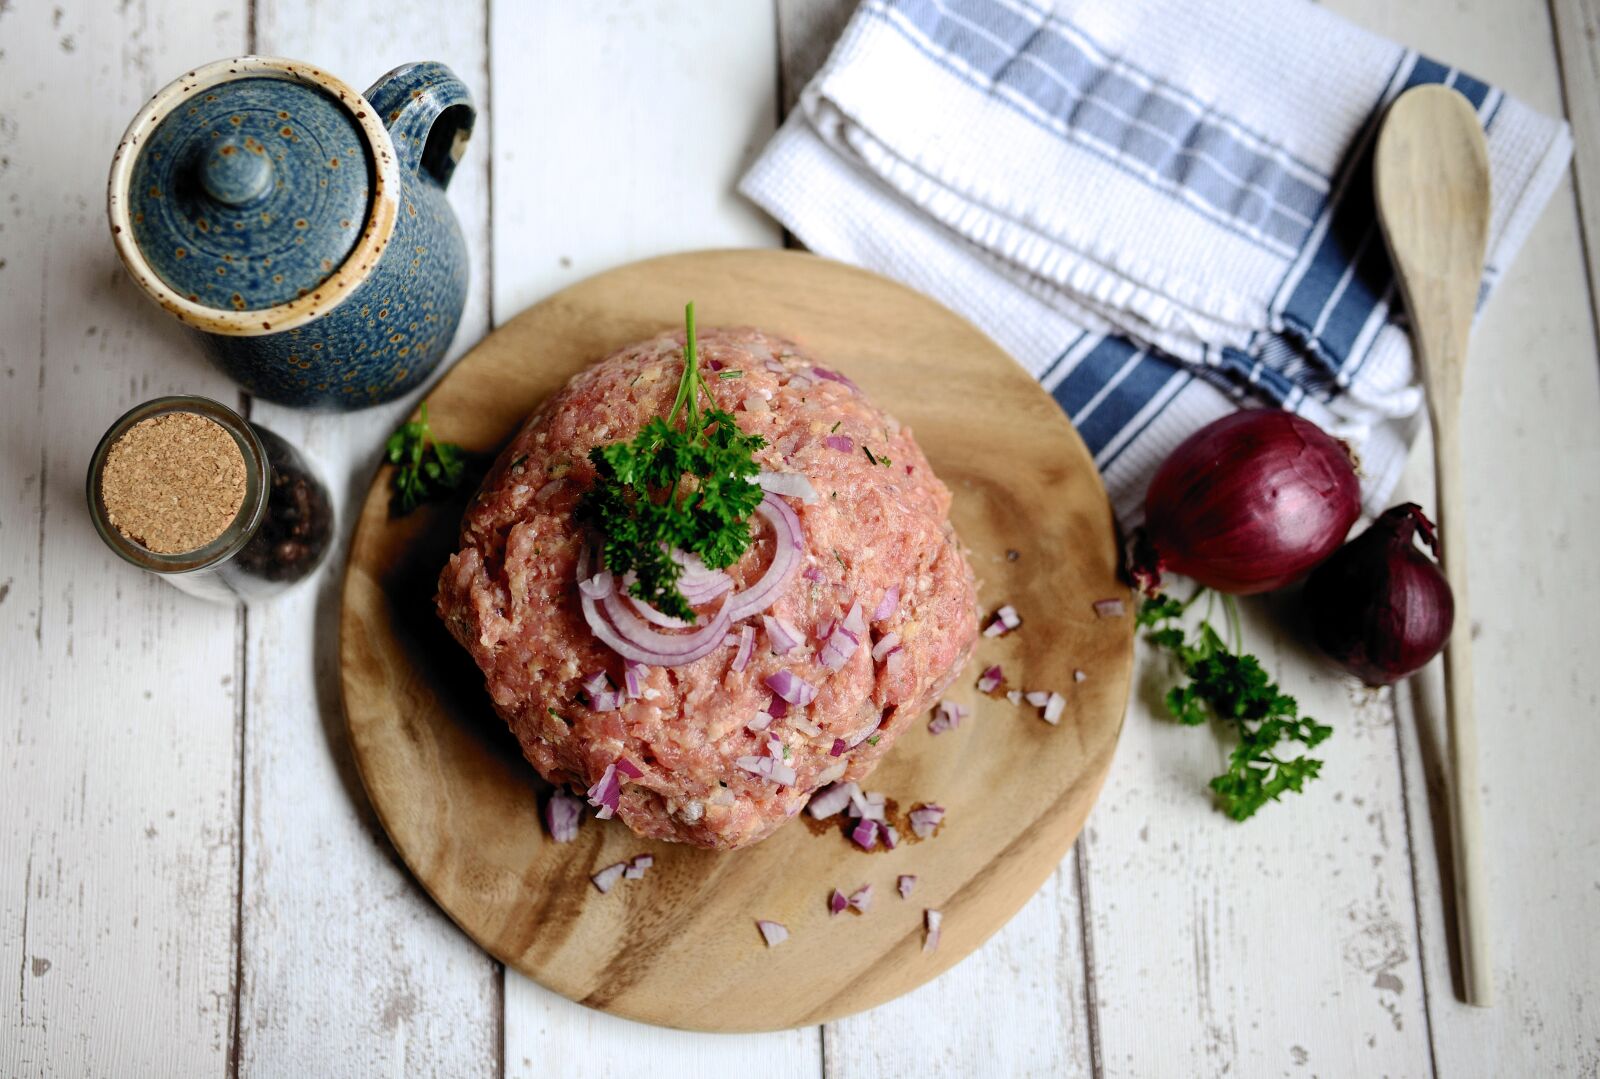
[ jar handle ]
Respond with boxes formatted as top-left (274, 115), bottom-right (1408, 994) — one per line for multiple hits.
top-left (364, 61), bottom-right (475, 190)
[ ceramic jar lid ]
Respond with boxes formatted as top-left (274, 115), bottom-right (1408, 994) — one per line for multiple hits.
top-left (123, 71), bottom-right (371, 312)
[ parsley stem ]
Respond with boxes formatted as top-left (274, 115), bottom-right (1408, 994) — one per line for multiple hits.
top-left (1222, 593), bottom-right (1244, 654)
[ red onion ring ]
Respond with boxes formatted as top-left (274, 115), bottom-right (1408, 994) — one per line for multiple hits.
top-left (724, 494), bottom-right (804, 622)
top-left (579, 547), bottom-right (733, 667)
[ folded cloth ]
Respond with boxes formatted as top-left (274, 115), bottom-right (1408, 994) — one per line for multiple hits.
top-left (740, 0), bottom-right (1571, 524)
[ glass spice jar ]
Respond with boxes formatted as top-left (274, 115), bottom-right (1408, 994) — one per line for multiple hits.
top-left (87, 395), bottom-right (334, 603)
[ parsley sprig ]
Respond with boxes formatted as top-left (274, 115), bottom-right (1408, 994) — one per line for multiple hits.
top-left (1139, 590), bottom-right (1332, 821)
top-left (576, 303), bottom-right (766, 622)
top-left (386, 401), bottom-right (467, 514)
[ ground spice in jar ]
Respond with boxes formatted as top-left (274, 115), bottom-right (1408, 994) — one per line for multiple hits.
top-left (99, 412), bottom-right (247, 553)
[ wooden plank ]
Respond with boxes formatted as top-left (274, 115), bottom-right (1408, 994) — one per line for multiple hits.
top-left (1084, 603), bottom-right (1433, 1077)
top-left (1381, 19), bottom-right (1600, 1077)
top-left (1332, 0), bottom-right (1600, 1072)
top-left (0, 0), bottom-right (248, 1075)
top-left (1552, 0), bottom-right (1600, 328)
top-left (486, 2), bottom-right (810, 1072)
top-left (236, 2), bottom-right (500, 1075)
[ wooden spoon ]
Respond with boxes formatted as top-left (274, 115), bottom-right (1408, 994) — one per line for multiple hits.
top-left (1374, 84), bottom-right (1493, 1007)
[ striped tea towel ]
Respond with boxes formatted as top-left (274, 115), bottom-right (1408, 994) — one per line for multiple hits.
top-left (739, 0), bottom-right (1572, 524)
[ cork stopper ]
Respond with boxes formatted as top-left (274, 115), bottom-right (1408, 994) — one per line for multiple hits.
top-left (99, 412), bottom-right (248, 554)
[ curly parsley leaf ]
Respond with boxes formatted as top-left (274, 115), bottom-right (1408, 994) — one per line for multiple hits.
top-left (576, 303), bottom-right (767, 622)
top-left (386, 400), bottom-right (468, 515)
top-left (1140, 591), bottom-right (1332, 821)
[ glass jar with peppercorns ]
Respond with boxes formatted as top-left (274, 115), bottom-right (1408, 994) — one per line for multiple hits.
top-left (87, 395), bottom-right (334, 603)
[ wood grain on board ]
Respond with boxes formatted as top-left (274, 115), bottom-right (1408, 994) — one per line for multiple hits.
top-left (340, 248), bottom-right (1133, 1032)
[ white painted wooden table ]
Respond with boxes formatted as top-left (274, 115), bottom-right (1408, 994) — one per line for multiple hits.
top-left (4, 2), bottom-right (1598, 1076)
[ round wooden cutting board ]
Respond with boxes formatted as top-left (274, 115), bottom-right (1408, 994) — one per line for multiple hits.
top-left (340, 249), bottom-right (1132, 1032)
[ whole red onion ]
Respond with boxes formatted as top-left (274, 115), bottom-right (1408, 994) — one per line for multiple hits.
top-left (1135, 411), bottom-right (1361, 594)
top-left (1302, 503), bottom-right (1454, 685)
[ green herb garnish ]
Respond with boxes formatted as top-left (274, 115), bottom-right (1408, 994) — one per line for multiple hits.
top-left (385, 401), bottom-right (467, 514)
top-left (1139, 590), bottom-right (1332, 821)
top-left (576, 303), bottom-right (767, 622)
top-left (718, 369), bottom-right (744, 380)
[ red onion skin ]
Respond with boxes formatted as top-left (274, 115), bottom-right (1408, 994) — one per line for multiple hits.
top-left (1303, 503), bottom-right (1454, 686)
top-left (1139, 411), bottom-right (1361, 595)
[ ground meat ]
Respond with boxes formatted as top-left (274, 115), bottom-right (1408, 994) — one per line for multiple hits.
top-left (437, 327), bottom-right (978, 850)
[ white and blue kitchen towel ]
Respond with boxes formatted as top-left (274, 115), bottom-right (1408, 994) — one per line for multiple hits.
top-left (740, 0), bottom-right (1572, 524)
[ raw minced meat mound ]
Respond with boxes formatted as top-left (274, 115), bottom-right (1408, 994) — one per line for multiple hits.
top-left (437, 327), bottom-right (978, 850)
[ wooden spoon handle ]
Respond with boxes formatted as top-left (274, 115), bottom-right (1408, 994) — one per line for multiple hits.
top-left (1432, 410), bottom-right (1492, 1007)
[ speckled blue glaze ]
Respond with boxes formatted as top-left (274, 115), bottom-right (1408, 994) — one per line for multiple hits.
top-left (129, 78), bottom-right (371, 310)
top-left (121, 61), bottom-right (475, 410)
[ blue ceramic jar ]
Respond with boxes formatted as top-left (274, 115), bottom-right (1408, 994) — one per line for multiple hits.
top-left (108, 57), bottom-right (475, 410)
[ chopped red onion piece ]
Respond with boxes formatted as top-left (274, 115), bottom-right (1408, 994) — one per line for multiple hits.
top-left (976, 664), bottom-right (1003, 692)
top-left (879, 823), bottom-right (899, 849)
top-left (1006, 689), bottom-right (1023, 706)
top-left (591, 862), bottom-right (627, 894)
top-left (623, 662), bottom-right (647, 699)
top-left (614, 757), bottom-right (643, 780)
top-left (591, 688), bottom-right (623, 712)
top-left (923, 909), bottom-right (942, 953)
top-left (789, 716), bottom-right (822, 737)
top-left (815, 618), bottom-right (835, 640)
top-left (765, 736), bottom-right (785, 759)
top-left (756, 471), bottom-right (820, 504)
top-left (983, 604), bottom-right (1022, 637)
top-left (810, 366), bottom-right (859, 391)
top-left (736, 755), bottom-right (772, 778)
top-left (909, 804), bottom-right (945, 839)
top-left (1074, 669), bottom-right (1088, 682)
top-left (768, 761), bottom-right (797, 786)
top-left (732, 625), bottom-right (756, 673)
top-left (757, 920), bottom-right (789, 948)
top-left (897, 874), bottom-right (917, 899)
top-left (1093, 597), bottom-right (1126, 618)
top-left (829, 738), bottom-right (847, 757)
top-left (580, 670), bottom-right (609, 697)
top-left (817, 625), bottom-right (860, 672)
top-left (871, 632), bottom-right (902, 662)
top-left (829, 888), bottom-right (849, 916)
top-left (1024, 690), bottom-right (1051, 707)
top-left (763, 614), bottom-right (803, 655)
top-left (816, 761), bottom-right (847, 786)
top-left (847, 788), bottom-right (885, 822)
top-left (747, 712), bottom-right (774, 733)
top-left (885, 650), bottom-right (906, 678)
top-left (767, 694), bottom-right (789, 719)
top-left (850, 817), bottom-right (879, 850)
top-left (586, 764), bottom-right (621, 819)
top-left (764, 668), bottom-right (818, 706)
top-left (842, 601), bottom-right (867, 637)
top-left (848, 885), bottom-right (873, 912)
top-left (802, 566), bottom-right (823, 582)
top-left (631, 854), bottom-right (653, 870)
top-left (578, 572), bottom-right (614, 600)
top-left (807, 781), bottom-right (858, 819)
top-left (1043, 692), bottom-right (1066, 725)
top-left (872, 586), bottom-right (900, 621)
top-left (824, 434), bottom-right (853, 453)
top-left (543, 790), bottom-right (584, 843)
top-left (928, 700), bottom-right (967, 735)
